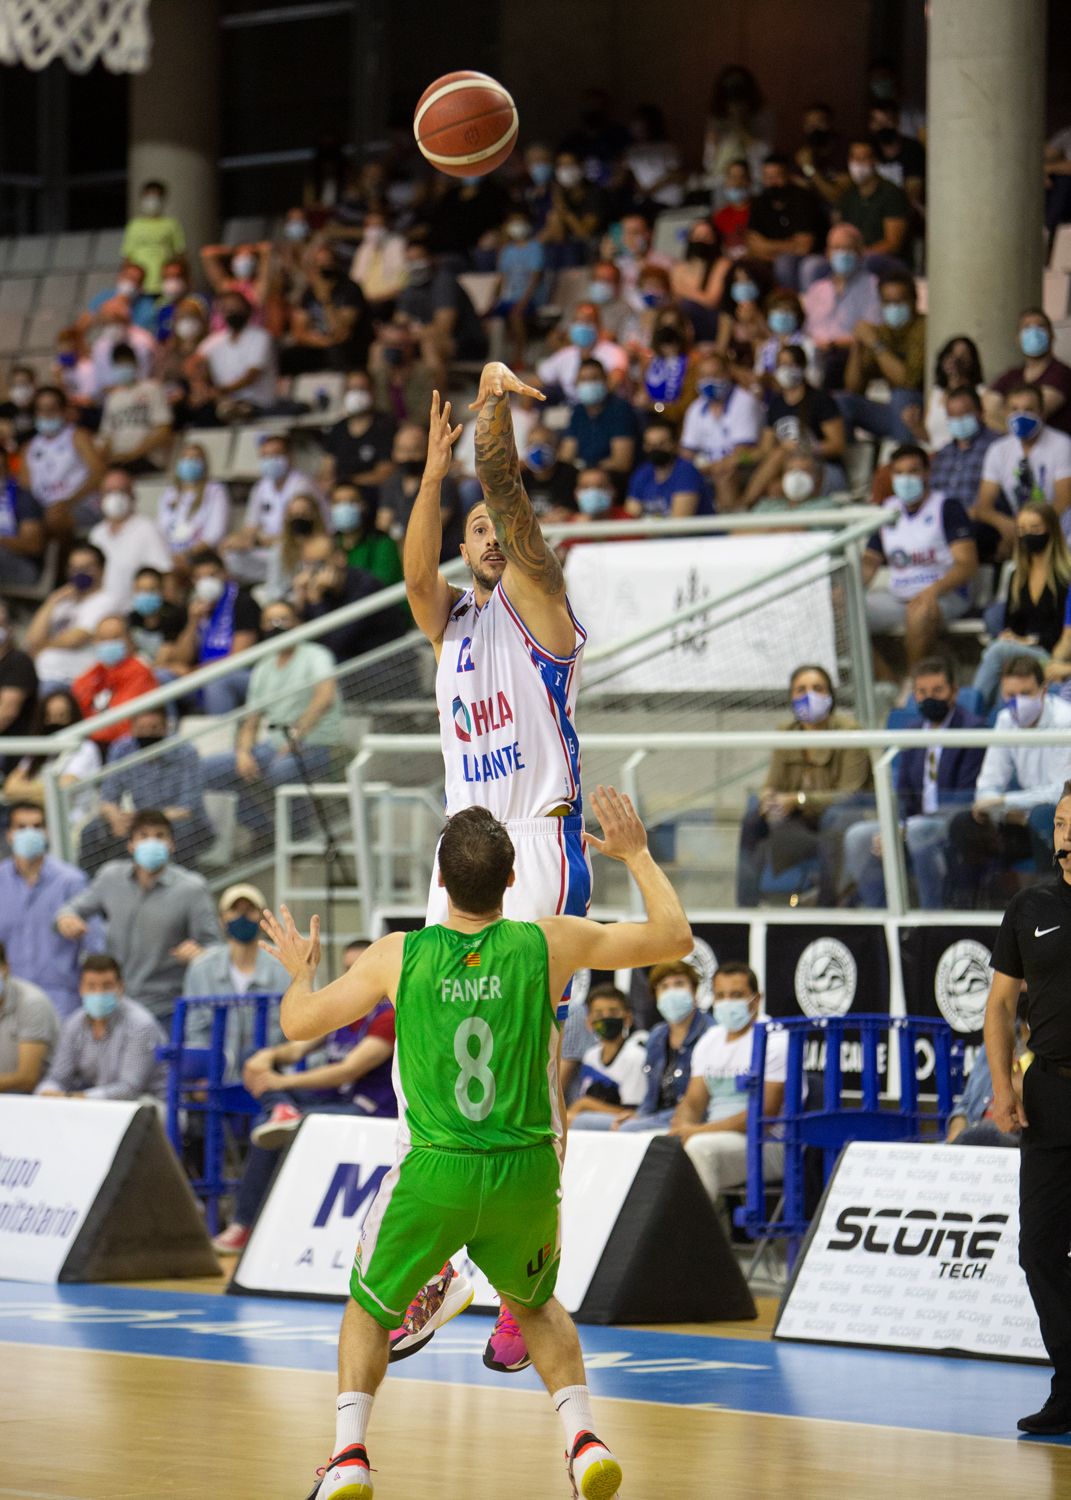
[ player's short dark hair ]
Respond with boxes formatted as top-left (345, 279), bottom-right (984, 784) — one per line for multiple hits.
top-left (1002, 654), bottom-right (1045, 686)
top-left (913, 655), bottom-right (956, 685)
top-left (81, 952), bottom-right (122, 980)
top-left (130, 808), bottom-right (173, 840)
top-left (438, 807), bottom-right (515, 912)
top-left (585, 983), bottom-right (630, 1010)
top-left (715, 960), bottom-right (759, 992)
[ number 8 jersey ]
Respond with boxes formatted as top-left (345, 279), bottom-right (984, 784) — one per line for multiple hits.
top-left (436, 582), bottom-right (587, 820)
top-left (394, 919), bottom-right (561, 1151)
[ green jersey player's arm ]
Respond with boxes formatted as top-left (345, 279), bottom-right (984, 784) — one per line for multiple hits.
top-left (403, 391), bottom-right (464, 652)
top-left (275, 928), bottom-right (407, 1043)
top-left (471, 362), bottom-right (576, 659)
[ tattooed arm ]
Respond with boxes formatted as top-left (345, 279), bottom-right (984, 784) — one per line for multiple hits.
top-left (403, 391), bottom-right (463, 652)
top-left (471, 362), bottom-right (576, 655)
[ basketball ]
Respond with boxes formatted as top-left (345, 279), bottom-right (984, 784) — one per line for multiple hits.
top-left (413, 70), bottom-right (518, 178)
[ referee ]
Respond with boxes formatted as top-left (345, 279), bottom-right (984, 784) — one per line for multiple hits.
top-left (985, 781), bottom-right (1071, 1434)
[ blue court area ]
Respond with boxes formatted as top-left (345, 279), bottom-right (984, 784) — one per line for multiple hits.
top-left (0, 1281), bottom-right (1062, 1446)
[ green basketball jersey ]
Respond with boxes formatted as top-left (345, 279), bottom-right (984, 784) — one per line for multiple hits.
top-left (395, 919), bottom-right (560, 1151)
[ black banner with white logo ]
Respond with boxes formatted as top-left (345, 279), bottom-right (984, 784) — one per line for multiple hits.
top-left (899, 925), bottom-right (999, 1073)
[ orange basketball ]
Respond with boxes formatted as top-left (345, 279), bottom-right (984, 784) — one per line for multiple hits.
top-left (414, 70), bottom-right (518, 178)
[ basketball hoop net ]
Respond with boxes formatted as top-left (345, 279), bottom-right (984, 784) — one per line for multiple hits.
top-left (0, 0), bottom-right (152, 74)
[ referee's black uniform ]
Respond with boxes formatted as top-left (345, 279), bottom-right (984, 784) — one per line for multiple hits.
top-left (992, 875), bottom-right (1071, 1422)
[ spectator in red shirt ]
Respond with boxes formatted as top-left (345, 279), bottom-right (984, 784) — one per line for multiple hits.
top-left (991, 309), bottom-right (1071, 438)
top-left (713, 159), bottom-right (752, 257)
top-left (71, 615), bottom-right (157, 745)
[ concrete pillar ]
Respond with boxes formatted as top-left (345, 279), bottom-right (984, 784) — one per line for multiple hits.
top-left (927, 0), bottom-right (1046, 378)
top-left (128, 0), bottom-right (219, 273)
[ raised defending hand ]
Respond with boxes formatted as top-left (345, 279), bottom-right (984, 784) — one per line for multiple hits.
top-left (424, 390), bottom-right (463, 482)
top-left (585, 784), bottom-right (648, 864)
top-left (469, 361), bottom-right (545, 412)
top-left (259, 903), bottom-right (321, 982)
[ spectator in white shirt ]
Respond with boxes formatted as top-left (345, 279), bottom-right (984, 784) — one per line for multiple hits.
top-left (669, 962), bottom-right (787, 1204)
top-left (96, 342), bottom-right (173, 473)
top-left (973, 384), bottom-right (1071, 547)
top-left (89, 297), bottom-right (157, 394)
top-left (24, 543), bottom-right (119, 691)
top-left (679, 350), bottom-right (763, 511)
top-left (24, 385), bottom-right (106, 537)
top-left (566, 985), bottom-right (650, 1131)
top-left (536, 302), bottom-right (628, 402)
top-left (156, 442), bottom-right (231, 558)
top-left (192, 288), bottom-right (278, 421)
top-left (947, 655), bottom-right (1071, 908)
top-left (222, 433), bottom-right (323, 585)
top-left (88, 470), bottom-right (173, 609)
top-left (349, 210), bottom-right (407, 316)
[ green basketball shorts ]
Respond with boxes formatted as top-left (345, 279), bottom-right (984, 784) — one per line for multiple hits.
top-left (350, 1141), bottom-right (562, 1329)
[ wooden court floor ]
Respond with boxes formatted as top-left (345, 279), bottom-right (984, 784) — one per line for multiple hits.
top-left (2, 1279), bottom-right (1070, 1500)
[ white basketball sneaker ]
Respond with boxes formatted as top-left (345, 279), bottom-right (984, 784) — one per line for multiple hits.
top-left (566, 1431), bottom-right (623, 1500)
top-left (306, 1443), bottom-right (373, 1500)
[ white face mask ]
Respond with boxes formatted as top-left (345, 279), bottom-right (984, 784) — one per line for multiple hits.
top-left (344, 388), bottom-right (373, 416)
top-left (782, 468), bottom-right (816, 502)
top-left (9, 383), bottom-right (33, 407)
top-left (362, 225), bottom-right (386, 247)
top-left (232, 254), bottom-right (256, 280)
top-left (115, 278), bottom-right (138, 298)
top-left (140, 193), bottom-right (163, 215)
top-left (194, 576), bottom-right (225, 604)
top-left (176, 316), bottom-right (203, 341)
top-left (161, 277), bottom-right (186, 300)
top-left (101, 490), bottom-right (132, 520)
top-left (848, 160), bottom-right (874, 185)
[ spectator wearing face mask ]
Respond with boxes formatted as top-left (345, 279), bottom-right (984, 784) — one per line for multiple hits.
top-left (837, 139), bottom-right (911, 277)
top-left (493, 211), bottom-right (547, 367)
top-left (745, 153), bottom-right (828, 292)
top-left (680, 351), bottom-right (763, 512)
top-left (571, 261), bottom-right (634, 345)
top-left (742, 346), bottom-right (846, 506)
top-left (25, 544), bottom-right (119, 692)
top-left (626, 417), bottom-right (703, 518)
top-left (152, 259), bottom-right (194, 343)
top-left (82, 262), bottom-right (157, 333)
top-left (376, 420), bottom-right (463, 560)
top-left (50, 327), bottom-right (97, 415)
top-left (838, 272), bottom-right (926, 446)
top-left (394, 238), bottom-right (487, 390)
top-left (0, 365), bottom-right (38, 446)
top-left (535, 302), bottom-right (628, 403)
top-left (518, 426), bottom-right (578, 520)
top-left (283, 245), bottom-right (371, 375)
top-left (716, 258), bottom-right (775, 380)
top-left (749, 451), bottom-right (832, 517)
top-left (863, 445), bottom-right (978, 669)
top-left (200, 241), bottom-right (272, 324)
top-left (924, 338), bottom-right (1002, 453)
top-left (329, 481), bottom-right (403, 588)
top-left (841, 656), bottom-right (985, 909)
top-left (929, 388), bottom-right (999, 555)
top-left (23, 386), bottom-right (106, 537)
top-left (0, 802), bottom-right (104, 1023)
top-left (2, 693), bottom-right (103, 824)
top-left (88, 470), bottom-right (173, 608)
top-left (0, 448), bottom-right (45, 587)
top-left (318, 370), bottom-right (397, 494)
top-left (167, 549), bottom-right (260, 715)
top-left (95, 345), bottom-right (173, 473)
top-left (606, 214), bottom-right (671, 305)
top-left (263, 493), bottom-right (327, 603)
top-left (669, 963), bottom-right (786, 1206)
top-left (991, 310), bottom-right (1071, 438)
top-left (712, 159), bottom-right (753, 257)
top-left (368, 318), bottom-right (436, 423)
top-left (35, 953), bottom-right (166, 1102)
top-left (559, 358), bottom-right (637, 475)
top-left (635, 314), bottom-right (698, 427)
top-left (0, 600), bottom-right (36, 762)
top-left (70, 616), bottom-right (157, 746)
top-left (737, 663), bottom-right (871, 906)
top-left (349, 211), bottom-right (408, 317)
top-left (183, 883), bottom-right (288, 1072)
top-left (868, 102), bottom-right (926, 211)
top-left (792, 101), bottom-right (848, 208)
top-left (542, 150), bottom-right (608, 266)
top-left (611, 962), bottom-right (712, 1130)
top-left (0, 936), bottom-right (58, 1093)
top-left (222, 434), bottom-right (323, 584)
top-left (156, 443), bottom-right (231, 559)
top-left (192, 289), bottom-right (278, 422)
top-left (669, 221), bottom-right (733, 342)
top-left (558, 469), bottom-right (633, 555)
top-left (752, 290), bottom-right (819, 389)
top-left (973, 386), bottom-right (1071, 549)
top-left (154, 297), bottom-right (212, 417)
top-left (946, 657), bottom-right (1071, 909)
top-left (800, 225), bottom-right (880, 387)
top-left (128, 567), bottom-right (188, 668)
top-left (122, 181), bottom-right (186, 295)
top-left (565, 985), bottom-right (649, 1131)
top-left (79, 708), bottom-right (213, 875)
top-left (291, 534), bottom-right (407, 662)
top-left (90, 298), bottom-right (158, 396)
top-left (55, 810), bottom-right (219, 1027)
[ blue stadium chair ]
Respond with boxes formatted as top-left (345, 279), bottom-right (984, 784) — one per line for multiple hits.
top-left (734, 1014), bottom-right (964, 1270)
top-left (158, 992), bottom-right (281, 1233)
top-left (884, 706), bottom-right (918, 730)
top-left (956, 685), bottom-right (985, 718)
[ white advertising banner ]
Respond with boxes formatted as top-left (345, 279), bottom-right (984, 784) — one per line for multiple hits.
top-left (233, 1115), bottom-right (650, 1313)
top-left (564, 535), bottom-right (837, 693)
top-left (0, 1097), bottom-right (140, 1283)
top-left (775, 1142), bottom-right (1044, 1361)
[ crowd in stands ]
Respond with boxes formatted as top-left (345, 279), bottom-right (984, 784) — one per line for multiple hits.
top-left (1, 60), bottom-right (1069, 1240)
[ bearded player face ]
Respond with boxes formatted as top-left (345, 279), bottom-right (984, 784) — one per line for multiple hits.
top-left (461, 506), bottom-right (507, 592)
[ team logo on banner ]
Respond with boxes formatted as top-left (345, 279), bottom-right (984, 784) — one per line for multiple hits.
top-left (794, 938), bottom-right (857, 1018)
top-left (685, 934), bottom-right (717, 1010)
top-left (935, 940), bottom-right (992, 1033)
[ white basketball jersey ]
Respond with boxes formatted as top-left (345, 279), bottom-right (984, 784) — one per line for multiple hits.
top-left (436, 582), bottom-right (586, 820)
top-left (26, 426), bottom-right (90, 507)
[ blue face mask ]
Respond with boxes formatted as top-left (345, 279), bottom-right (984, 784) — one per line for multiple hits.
top-left (132, 590), bottom-right (162, 617)
top-left (11, 826), bottom-right (47, 861)
top-left (260, 454), bottom-right (289, 482)
top-left (577, 486), bottom-right (612, 515)
top-left (529, 161), bottom-right (553, 185)
top-left (714, 998), bottom-right (754, 1033)
top-left (132, 837), bottom-right (169, 873)
top-left (731, 281), bottom-right (759, 304)
top-left (1008, 411), bottom-right (1041, 443)
top-left (227, 914), bottom-right (261, 944)
top-left (83, 990), bottom-right (119, 1020)
top-left (588, 281), bottom-right (614, 305)
top-left (96, 640), bottom-right (128, 668)
top-left (1020, 326), bottom-right (1050, 359)
top-left (947, 414), bottom-right (980, 442)
top-left (791, 690), bottom-right (833, 725)
top-left (769, 309), bottom-right (798, 335)
top-left (892, 472), bottom-right (926, 505)
top-left (724, 185), bottom-right (750, 204)
top-left (331, 500), bottom-right (361, 532)
top-left (35, 415), bottom-right (64, 436)
top-left (109, 364), bottom-right (136, 385)
top-left (570, 323), bottom-right (597, 350)
top-left (176, 455), bottom-right (205, 484)
top-left (575, 379), bottom-right (606, 406)
top-left (699, 377), bottom-right (732, 403)
top-left (829, 250), bottom-right (858, 277)
top-left (656, 986), bottom-right (694, 1025)
top-left (526, 444), bottom-right (555, 471)
top-left (640, 290), bottom-right (662, 308)
top-left (882, 301), bottom-right (912, 329)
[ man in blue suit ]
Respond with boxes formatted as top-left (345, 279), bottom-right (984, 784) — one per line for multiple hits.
top-left (842, 656), bottom-right (985, 906)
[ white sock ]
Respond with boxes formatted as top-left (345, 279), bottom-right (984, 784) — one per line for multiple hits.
top-left (552, 1384), bottom-right (596, 1450)
top-left (335, 1391), bottom-right (374, 1455)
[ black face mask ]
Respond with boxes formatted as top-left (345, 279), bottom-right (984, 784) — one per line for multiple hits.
top-left (224, 311), bottom-right (249, 332)
top-left (1021, 533), bottom-right (1049, 556)
top-left (135, 733), bottom-right (165, 748)
top-left (874, 127), bottom-right (900, 149)
top-left (687, 241), bottom-right (718, 263)
top-left (917, 696), bottom-right (951, 724)
top-left (806, 127), bottom-right (831, 149)
top-left (383, 346), bottom-right (406, 368)
top-left (263, 622), bottom-right (291, 639)
top-left (44, 720), bottom-right (70, 735)
top-left (646, 448), bottom-right (675, 466)
top-left (288, 516), bottom-right (315, 537)
top-left (591, 1016), bottom-right (626, 1041)
top-left (400, 458), bottom-right (424, 477)
top-left (316, 264), bottom-right (339, 281)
